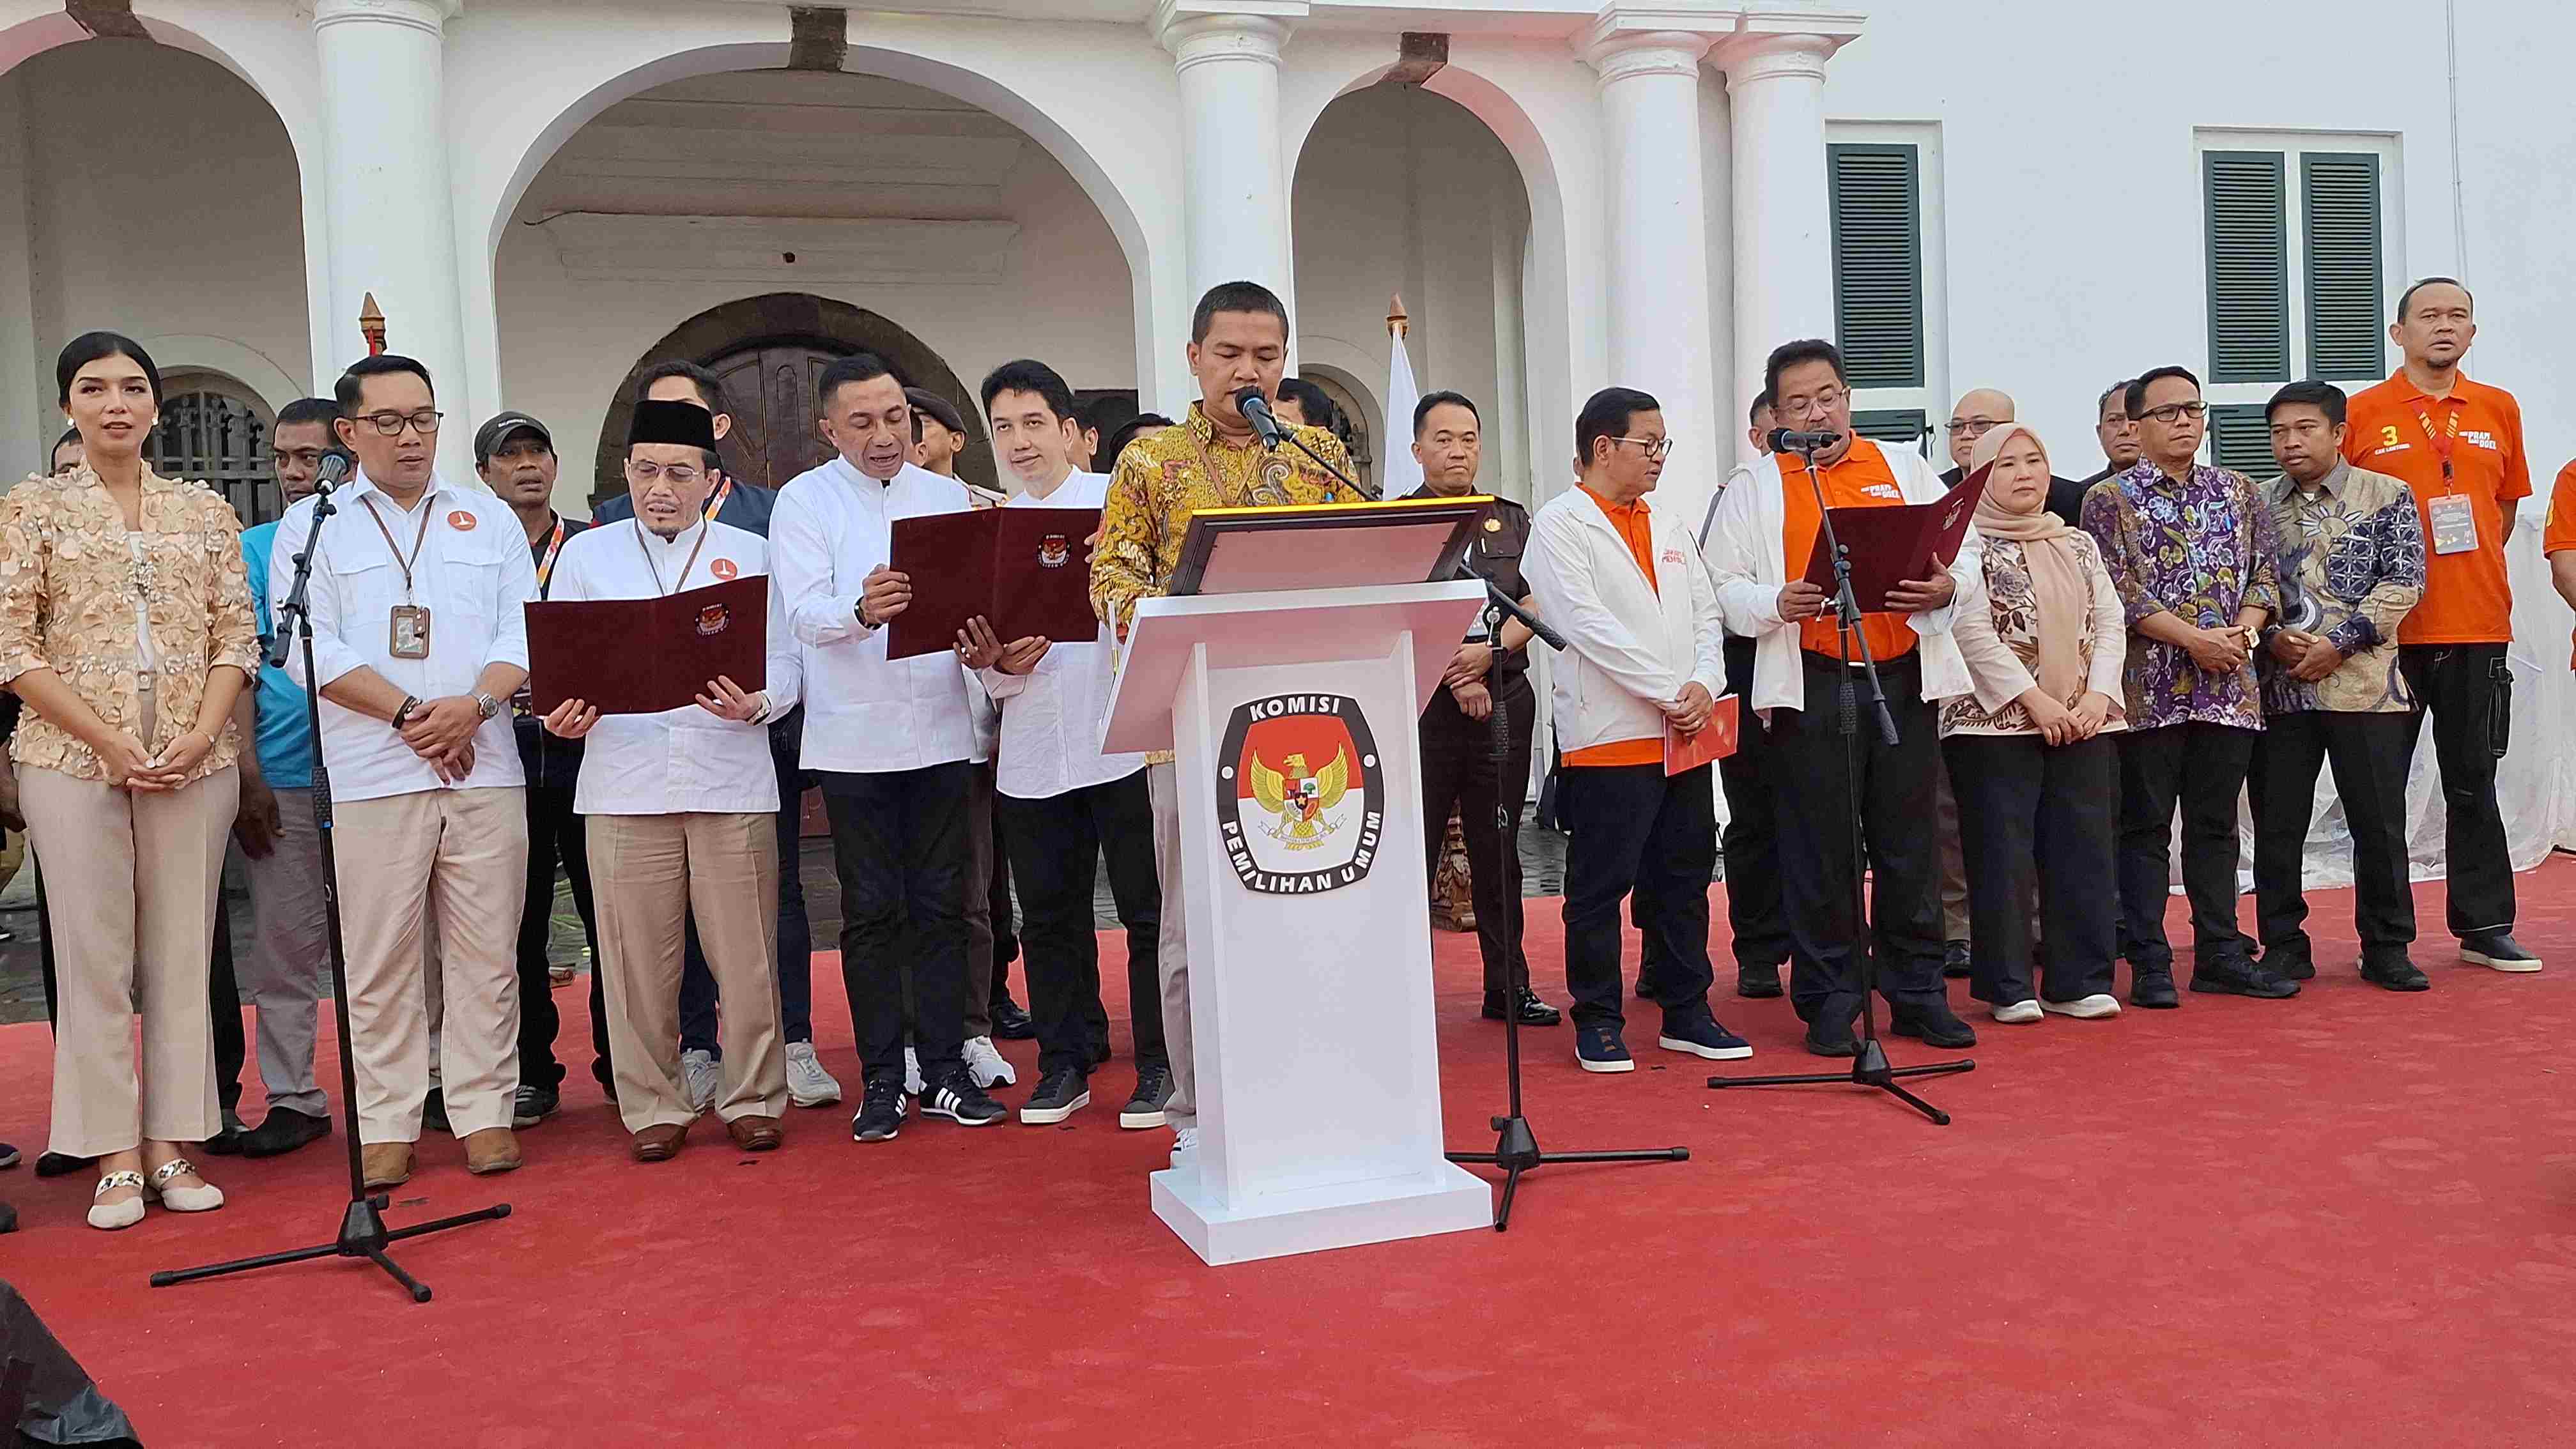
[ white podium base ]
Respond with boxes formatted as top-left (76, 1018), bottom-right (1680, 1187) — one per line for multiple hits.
top-left (1150, 1160), bottom-right (1493, 1266)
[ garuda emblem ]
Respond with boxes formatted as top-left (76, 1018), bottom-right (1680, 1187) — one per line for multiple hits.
top-left (1248, 747), bottom-right (1349, 849)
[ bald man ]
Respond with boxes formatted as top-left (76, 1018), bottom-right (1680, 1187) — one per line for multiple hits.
top-left (1938, 388), bottom-right (2091, 527)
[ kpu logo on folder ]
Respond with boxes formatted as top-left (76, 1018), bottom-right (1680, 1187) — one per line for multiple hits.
top-left (1214, 693), bottom-right (1385, 895)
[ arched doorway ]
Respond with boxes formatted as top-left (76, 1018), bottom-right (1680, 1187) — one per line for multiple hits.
top-left (146, 371), bottom-right (277, 523)
top-left (592, 293), bottom-right (993, 505)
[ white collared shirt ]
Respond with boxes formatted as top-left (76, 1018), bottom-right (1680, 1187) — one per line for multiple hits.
top-left (546, 518), bottom-right (799, 815)
top-left (769, 456), bottom-right (977, 774)
top-left (976, 472), bottom-right (1144, 799)
top-left (274, 471), bottom-right (534, 802)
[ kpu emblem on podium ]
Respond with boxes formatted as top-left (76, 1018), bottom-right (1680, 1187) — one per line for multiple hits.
top-left (1214, 693), bottom-right (1385, 895)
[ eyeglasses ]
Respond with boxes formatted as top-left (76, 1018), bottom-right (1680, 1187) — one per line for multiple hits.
top-left (1775, 387), bottom-right (1847, 419)
top-left (355, 410), bottom-right (443, 437)
top-left (1612, 436), bottom-right (1674, 459)
top-left (2136, 401), bottom-right (2209, 424)
top-left (1944, 417), bottom-right (2003, 438)
top-left (629, 461), bottom-right (702, 486)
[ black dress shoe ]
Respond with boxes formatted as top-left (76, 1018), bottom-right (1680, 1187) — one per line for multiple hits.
top-left (1736, 963), bottom-right (1784, 999)
top-left (2129, 969), bottom-right (2180, 1009)
top-left (991, 994), bottom-right (1037, 1041)
top-left (422, 1087), bottom-right (453, 1135)
top-left (1803, 1016), bottom-right (1858, 1057)
top-left (1890, 1004), bottom-right (1977, 1049)
top-left (2263, 945), bottom-right (2316, 981)
top-left (2190, 954), bottom-right (2299, 999)
top-left (202, 1112), bottom-right (249, 1156)
top-left (2360, 956), bottom-right (2432, 992)
top-left (1481, 987), bottom-right (1562, 1027)
top-left (1941, 940), bottom-right (1972, 980)
top-left (241, 1107), bottom-right (334, 1158)
top-left (35, 1151), bottom-right (92, 1179)
top-left (2460, 931), bottom-right (2543, 973)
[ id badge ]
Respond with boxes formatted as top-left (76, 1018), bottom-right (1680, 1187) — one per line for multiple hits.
top-left (2428, 493), bottom-right (2480, 556)
top-left (389, 604), bottom-right (432, 659)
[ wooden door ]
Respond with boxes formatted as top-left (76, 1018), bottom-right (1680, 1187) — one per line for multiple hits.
top-left (709, 344), bottom-right (843, 489)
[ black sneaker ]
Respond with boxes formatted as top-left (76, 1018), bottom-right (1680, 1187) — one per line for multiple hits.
top-left (1890, 1004), bottom-right (1978, 1048)
top-left (35, 1151), bottom-right (91, 1179)
top-left (991, 994), bottom-right (1038, 1040)
top-left (1736, 962), bottom-right (1784, 999)
top-left (2461, 931), bottom-right (2543, 973)
top-left (1481, 986), bottom-right (1562, 1026)
top-left (422, 1086), bottom-right (452, 1135)
top-left (203, 1110), bottom-right (249, 1156)
top-left (0, 1141), bottom-right (16, 1170)
top-left (920, 1070), bottom-right (1007, 1126)
top-left (1941, 940), bottom-right (1972, 979)
top-left (1575, 1023), bottom-right (1633, 1074)
top-left (1019, 1067), bottom-right (1090, 1125)
top-left (512, 1084), bottom-right (560, 1129)
top-left (2360, 956), bottom-right (2432, 992)
top-left (2263, 943), bottom-right (2316, 981)
top-left (1120, 1063), bottom-right (1174, 1130)
top-left (851, 1074), bottom-right (907, 1142)
top-left (1657, 1004), bottom-right (1753, 1061)
top-left (1803, 1015), bottom-right (1859, 1057)
top-left (2189, 954), bottom-right (2299, 999)
top-left (240, 1107), bottom-right (332, 1158)
top-left (2129, 968), bottom-right (2180, 1009)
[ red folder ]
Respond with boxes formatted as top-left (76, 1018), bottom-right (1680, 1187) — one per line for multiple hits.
top-left (527, 576), bottom-right (766, 716)
top-left (1664, 692), bottom-right (1739, 775)
top-left (1798, 463), bottom-right (1989, 612)
top-left (886, 507), bottom-right (1102, 661)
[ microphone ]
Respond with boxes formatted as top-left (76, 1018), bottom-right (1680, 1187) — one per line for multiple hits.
top-left (313, 450), bottom-right (352, 494)
top-left (1233, 386), bottom-right (1286, 448)
top-left (1766, 427), bottom-right (1843, 455)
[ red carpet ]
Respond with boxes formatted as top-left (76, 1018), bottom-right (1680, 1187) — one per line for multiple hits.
top-left (6, 862), bottom-right (2576, 1447)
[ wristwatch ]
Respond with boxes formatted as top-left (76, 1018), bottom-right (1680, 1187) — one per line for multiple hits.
top-left (390, 696), bottom-right (422, 731)
top-left (853, 597), bottom-right (878, 631)
top-left (472, 691), bottom-right (503, 721)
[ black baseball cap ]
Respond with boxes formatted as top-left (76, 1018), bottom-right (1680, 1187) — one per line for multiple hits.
top-left (474, 411), bottom-right (553, 465)
top-left (904, 388), bottom-right (967, 437)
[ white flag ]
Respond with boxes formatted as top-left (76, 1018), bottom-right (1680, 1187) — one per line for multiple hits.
top-left (1381, 329), bottom-right (1423, 498)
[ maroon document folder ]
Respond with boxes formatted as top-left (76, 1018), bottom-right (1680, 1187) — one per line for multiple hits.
top-left (885, 506), bottom-right (1102, 660)
top-left (526, 576), bottom-right (766, 716)
top-left (1798, 463), bottom-right (1989, 612)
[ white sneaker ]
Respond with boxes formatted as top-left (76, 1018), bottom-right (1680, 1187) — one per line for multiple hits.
top-left (1169, 1124), bottom-right (1199, 1169)
top-left (903, 1046), bottom-right (926, 1096)
top-left (1991, 999), bottom-right (2044, 1025)
top-left (2039, 993), bottom-right (2122, 1019)
top-left (680, 1048), bottom-right (720, 1112)
top-left (962, 1035), bottom-right (1017, 1089)
top-left (783, 1041), bottom-right (842, 1108)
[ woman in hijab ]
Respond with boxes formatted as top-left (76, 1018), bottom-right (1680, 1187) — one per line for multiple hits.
top-left (1940, 421), bottom-right (2127, 1023)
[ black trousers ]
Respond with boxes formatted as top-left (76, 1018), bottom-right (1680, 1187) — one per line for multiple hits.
top-left (998, 770), bottom-right (1163, 1079)
top-left (2248, 710), bottom-right (2416, 960)
top-left (1715, 636), bottom-right (1788, 972)
top-left (2398, 643), bottom-right (2515, 938)
top-left (987, 804), bottom-right (1019, 1007)
top-left (680, 714), bottom-right (817, 1055)
top-left (2115, 722), bottom-right (2254, 971)
top-left (513, 783), bottom-right (600, 1092)
top-left (39, 869), bottom-right (245, 1116)
top-left (1417, 676), bottom-right (1534, 995)
top-left (1557, 761), bottom-right (1715, 1030)
top-left (1943, 733), bottom-right (2119, 1004)
top-left (821, 760), bottom-right (971, 1081)
top-left (1768, 652), bottom-right (1947, 1023)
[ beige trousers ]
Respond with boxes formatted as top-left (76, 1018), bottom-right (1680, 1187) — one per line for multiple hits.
top-left (23, 762), bottom-right (238, 1158)
top-left (1146, 763), bottom-right (1196, 1133)
top-left (334, 787), bottom-right (528, 1142)
top-left (588, 811), bottom-right (785, 1133)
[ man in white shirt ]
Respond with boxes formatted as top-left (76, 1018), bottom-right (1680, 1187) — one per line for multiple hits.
top-left (537, 399), bottom-right (798, 1160)
top-left (770, 353), bottom-right (1006, 1141)
top-left (957, 360), bottom-right (1167, 1128)
top-left (275, 354), bottom-right (536, 1188)
top-left (1702, 339), bottom-right (1984, 1057)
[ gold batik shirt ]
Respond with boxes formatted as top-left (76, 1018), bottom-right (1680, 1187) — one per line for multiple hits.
top-left (1089, 402), bottom-right (1360, 763)
top-left (0, 466), bottom-right (260, 782)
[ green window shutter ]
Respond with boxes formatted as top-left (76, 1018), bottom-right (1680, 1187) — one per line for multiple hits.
top-left (2205, 151), bottom-right (2290, 384)
top-left (1849, 408), bottom-right (1929, 456)
top-left (1828, 144), bottom-right (1924, 390)
top-left (2302, 153), bottom-right (2384, 380)
top-left (2207, 404), bottom-right (2274, 476)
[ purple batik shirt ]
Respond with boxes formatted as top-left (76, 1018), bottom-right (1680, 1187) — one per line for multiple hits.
top-left (2078, 461), bottom-right (2283, 732)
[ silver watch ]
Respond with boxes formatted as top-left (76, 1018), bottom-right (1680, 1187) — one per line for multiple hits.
top-left (472, 691), bottom-right (503, 720)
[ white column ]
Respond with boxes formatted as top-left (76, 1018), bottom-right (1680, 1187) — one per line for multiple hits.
top-left (1584, 27), bottom-right (1722, 532)
top-left (1162, 12), bottom-right (1293, 307)
top-left (1719, 32), bottom-right (1839, 468)
top-left (312, 0), bottom-right (472, 479)
top-left (0, 72), bottom-right (49, 481)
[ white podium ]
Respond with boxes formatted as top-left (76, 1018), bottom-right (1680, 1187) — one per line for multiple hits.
top-left (1102, 578), bottom-right (1497, 1265)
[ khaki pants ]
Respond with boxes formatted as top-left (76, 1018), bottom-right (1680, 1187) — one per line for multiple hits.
top-left (1146, 763), bottom-right (1196, 1133)
top-left (334, 788), bottom-right (528, 1142)
top-left (23, 763), bottom-right (238, 1158)
top-left (589, 811), bottom-right (785, 1133)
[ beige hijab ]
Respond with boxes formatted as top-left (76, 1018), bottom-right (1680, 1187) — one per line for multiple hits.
top-left (1968, 421), bottom-right (2090, 705)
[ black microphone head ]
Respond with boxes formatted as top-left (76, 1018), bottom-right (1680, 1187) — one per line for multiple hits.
top-left (314, 451), bottom-right (352, 489)
top-left (1232, 385), bottom-right (1269, 414)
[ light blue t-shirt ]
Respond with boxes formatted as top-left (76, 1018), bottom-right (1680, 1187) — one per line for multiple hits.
top-left (240, 521), bottom-right (314, 789)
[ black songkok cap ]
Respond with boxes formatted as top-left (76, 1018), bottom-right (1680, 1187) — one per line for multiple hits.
top-left (628, 398), bottom-right (717, 451)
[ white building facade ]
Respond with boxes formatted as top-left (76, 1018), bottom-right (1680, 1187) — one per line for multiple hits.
top-left (5, 0), bottom-right (2575, 862)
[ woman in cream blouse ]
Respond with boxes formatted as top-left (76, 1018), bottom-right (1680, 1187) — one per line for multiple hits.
top-left (0, 332), bottom-right (259, 1229)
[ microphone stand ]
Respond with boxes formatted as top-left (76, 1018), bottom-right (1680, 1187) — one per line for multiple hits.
top-left (1706, 443), bottom-right (1971, 1123)
top-left (155, 480), bottom-right (512, 1301)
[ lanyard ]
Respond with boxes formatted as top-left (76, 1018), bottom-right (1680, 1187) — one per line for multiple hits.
top-left (2412, 404), bottom-right (2460, 490)
top-left (534, 518), bottom-right (566, 595)
top-left (703, 476), bottom-right (734, 521)
top-left (358, 494), bottom-right (436, 601)
top-left (632, 520), bottom-right (711, 597)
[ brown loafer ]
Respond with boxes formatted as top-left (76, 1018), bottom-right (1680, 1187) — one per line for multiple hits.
top-left (725, 1114), bottom-right (783, 1152)
top-left (461, 1126), bottom-right (522, 1176)
top-left (361, 1142), bottom-right (413, 1189)
top-left (630, 1122), bottom-right (688, 1162)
